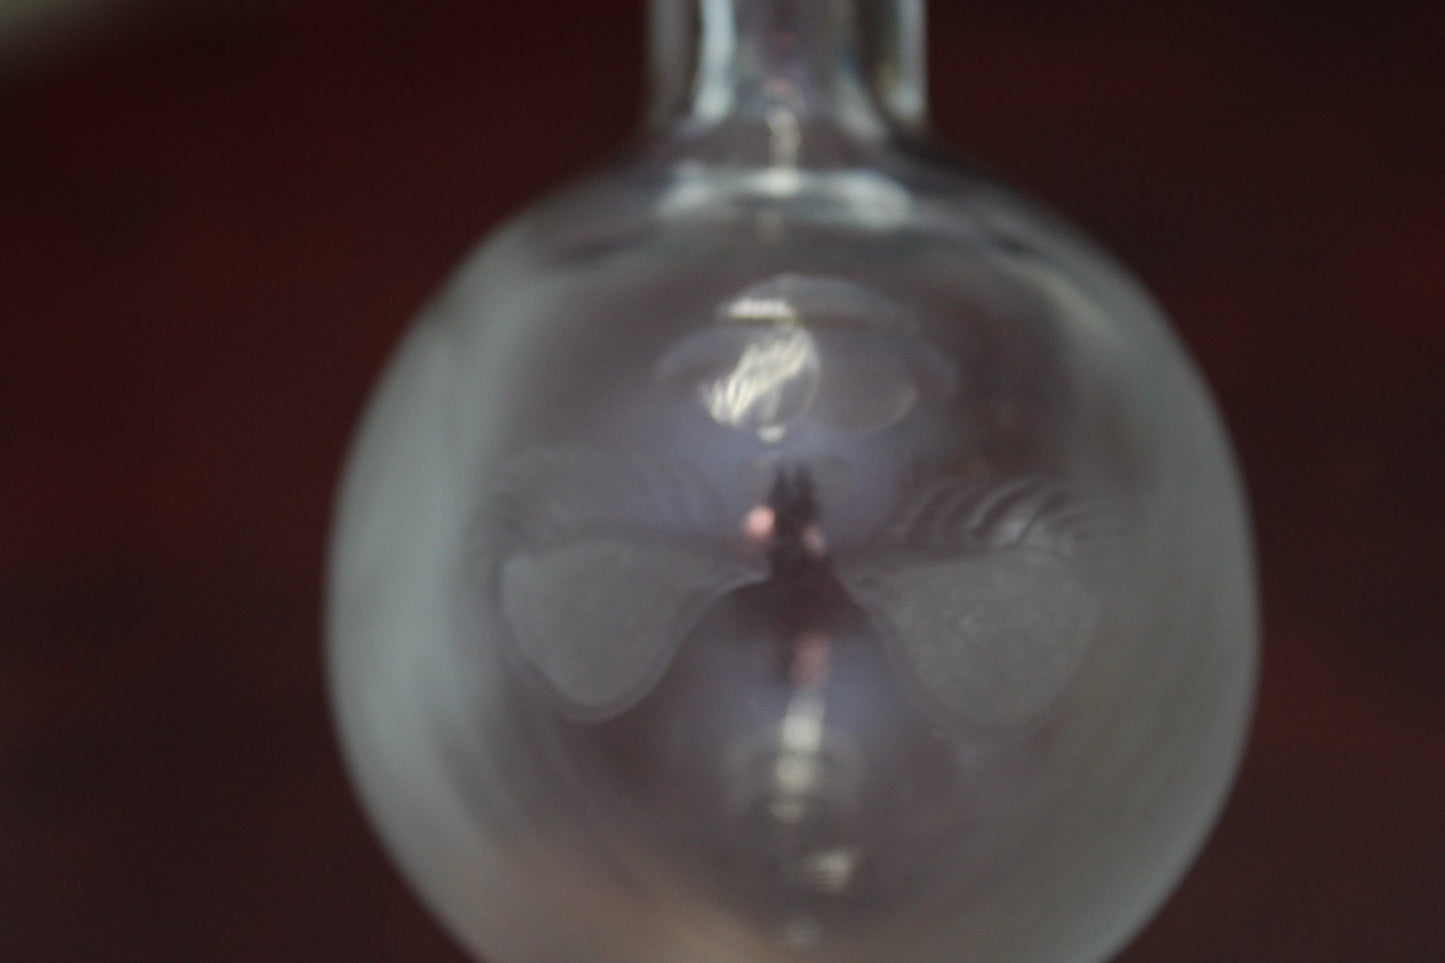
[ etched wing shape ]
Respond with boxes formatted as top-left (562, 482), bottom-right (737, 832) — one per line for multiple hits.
top-left (836, 477), bottom-right (1111, 735)
top-left (494, 447), bottom-right (768, 720)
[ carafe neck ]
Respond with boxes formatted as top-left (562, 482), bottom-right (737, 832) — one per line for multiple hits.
top-left (646, 0), bottom-right (927, 141)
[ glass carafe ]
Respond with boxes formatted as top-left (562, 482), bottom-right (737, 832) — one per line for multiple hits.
top-left (325, 3), bottom-right (1257, 962)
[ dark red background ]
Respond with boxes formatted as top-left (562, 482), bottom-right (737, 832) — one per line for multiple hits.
top-left (2, 1), bottom-right (1441, 960)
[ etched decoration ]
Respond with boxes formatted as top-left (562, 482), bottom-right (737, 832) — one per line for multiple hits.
top-left (494, 445), bottom-right (1110, 735)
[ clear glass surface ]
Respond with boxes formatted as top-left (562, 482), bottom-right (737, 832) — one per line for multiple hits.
top-left (326, 3), bottom-right (1257, 962)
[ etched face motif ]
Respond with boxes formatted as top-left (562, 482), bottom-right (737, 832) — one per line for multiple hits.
top-left (490, 275), bottom-right (1114, 738)
top-left (467, 271), bottom-right (1129, 939)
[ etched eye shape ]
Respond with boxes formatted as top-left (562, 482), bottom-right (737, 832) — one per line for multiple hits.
top-left (655, 274), bottom-right (958, 440)
top-left (492, 447), bottom-right (770, 721)
top-left (491, 445), bottom-right (1113, 734)
top-left (833, 477), bottom-right (1112, 733)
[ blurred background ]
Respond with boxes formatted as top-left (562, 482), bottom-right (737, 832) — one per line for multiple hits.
top-left (1, 1), bottom-right (1441, 960)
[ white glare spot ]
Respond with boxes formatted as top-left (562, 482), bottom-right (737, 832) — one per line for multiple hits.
top-left (724, 296), bottom-right (797, 323)
top-left (699, 328), bottom-right (819, 438)
top-left (800, 848), bottom-right (859, 892)
top-left (743, 505), bottom-right (776, 543)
